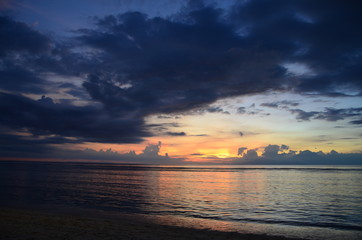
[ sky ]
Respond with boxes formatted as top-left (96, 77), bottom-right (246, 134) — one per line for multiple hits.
top-left (0, 0), bottom-right (361, 164)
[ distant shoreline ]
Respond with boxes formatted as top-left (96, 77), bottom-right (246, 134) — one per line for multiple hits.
top-left (1, 159), bottom-right (362, 166)
top-left (0, 207), bottom-right (304, 240)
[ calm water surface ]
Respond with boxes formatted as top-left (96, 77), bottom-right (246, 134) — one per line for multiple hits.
top-left (1, 161), bottom-right (362, 239)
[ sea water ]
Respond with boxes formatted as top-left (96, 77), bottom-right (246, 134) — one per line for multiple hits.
top-left (1, 161), bottom-right (361, 239)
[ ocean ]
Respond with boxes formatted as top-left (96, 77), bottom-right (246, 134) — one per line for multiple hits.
top-left (1, 161), bottom-right (361, 239)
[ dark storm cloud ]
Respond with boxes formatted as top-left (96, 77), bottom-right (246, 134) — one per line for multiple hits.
top-left (0, 93), bottom-right (150, 143)
top-left (237, 0), bottom-right (362, 95)
top-left (289, 107), bottom-right (362, 122)
top-left (0, 16), bottom-right (50, 56)
top-left (0, 63), bottom-right (47, 94)
top-left (231, 0), bottom-right (362, 96)
top-left (0, 16), bottom-right (51, 94)
top-left (0, 132), bottom-right (84, 158)
top-left (0, 133), bottom-right (56, 158)
top-left (77, 6), bottom-right (288, 117)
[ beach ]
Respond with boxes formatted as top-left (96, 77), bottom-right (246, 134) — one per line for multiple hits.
top-left (0, 207), bottom-right (304, 240)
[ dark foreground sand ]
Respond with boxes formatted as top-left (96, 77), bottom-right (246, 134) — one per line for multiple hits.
top-left (0, 208), bottom-right (304, 240)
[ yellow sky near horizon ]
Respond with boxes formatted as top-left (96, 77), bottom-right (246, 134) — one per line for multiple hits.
top-left (76, 93), bottom-right (362, 162)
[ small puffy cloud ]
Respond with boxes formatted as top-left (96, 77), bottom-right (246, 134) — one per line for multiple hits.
top-left (166, 131), bottom-right (186, 136)
top-left (236, 105), bottom-right (269, 116)
top-left (237, 147), bottom-right (259, 159)
top-left (260, 102), bottom-right (279, 108)
top-left (191, 134), bottom-right (208, 137)
top-left (261, 100), bottom-right (299, 109)
top-left (237, 107), bottom-right (246, 114)
top-left (205, 106), bottom-right (230, 114)
top-left (244, 149), bottom-right (259, 160)
top-left (190, 153), bottom-right (203, 156)
top-left (289, 109), bottom-right (318, 121)
top-left (262, 144), bottom-right (281, 158)
top-left (237, 147), bottom-right (247, 155)
top-left (280, 144), bottom-right (289, 151)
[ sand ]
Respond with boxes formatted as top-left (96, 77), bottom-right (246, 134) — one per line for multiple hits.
top-left (0, 208), bottom-right (304, 240)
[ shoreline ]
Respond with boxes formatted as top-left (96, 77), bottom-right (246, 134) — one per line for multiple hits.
top-left (0, 207), bottom-right (304, 240)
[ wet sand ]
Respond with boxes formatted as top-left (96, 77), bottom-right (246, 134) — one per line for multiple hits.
top-left (0, 208), bottom-right (304, 240)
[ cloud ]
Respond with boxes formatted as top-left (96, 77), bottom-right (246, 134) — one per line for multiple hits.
top-left (166, 131), bottom-right (186, 136)
top-left (0, 132), bottom-right (82, 158)
top-left (262, 144), bottom-right (284, 158)
top-left (0, 0), bottom-right (12, 10)
top-left (237, 107), bottom-right (246, 114)
top-left (1, 0), bottom-right (362, 155)
top-left (190, 134), bottom-right (208, 137)
top-left (76, 7), bottom-right (288, 118)
top-left (184, 105), bottom-right (231, 115)
top-left (237, 147), bottom-right (259, 159)
top-left (280, 144), bottom-right (289, 151)
top-left (190, 153), bottom-right (203, 156)
top-left (260, 102), bottom-right (279, 108)
top-left (236, 105), bottom-right (269, 116)
top-left (289, 107), bottom-right (362, 122)
top-left (157, 115), bottom-right (175, 119)
top-left (350, 119), bottom-right (362, 125)
top-left (233, 144), bottom-right (362, 165)
top-left (62, 141), bottom-right (183, 164)
top-left (0, 16), bottom-right (53, 95)
top-left (231, 0), bottom-right (362, 96)
top-left (0, 16), bottom-right (50, 56)
top-left (261, 100), bottom-right (299, 108)
top-left (0, 135), bottom-right (182, 164)
top-left (0, 63), bottom-right (47, 94)
top-left (0, 93), bottom-right (150, 143)
top-left (205, 106), bottom-right (230, 114)
top-left (243, 149), bottom-right (258, 160)
top-left (237, 147), bottom-right (247, 155)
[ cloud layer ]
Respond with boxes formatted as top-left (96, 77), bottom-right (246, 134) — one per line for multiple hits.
top-left (0, 0), bottom-right (361, 162)
top-left (234, 144), bottom-right (362, 165)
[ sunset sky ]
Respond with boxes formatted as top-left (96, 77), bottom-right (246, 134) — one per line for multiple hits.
top-left (0, 0), bottom-right (361, 164)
